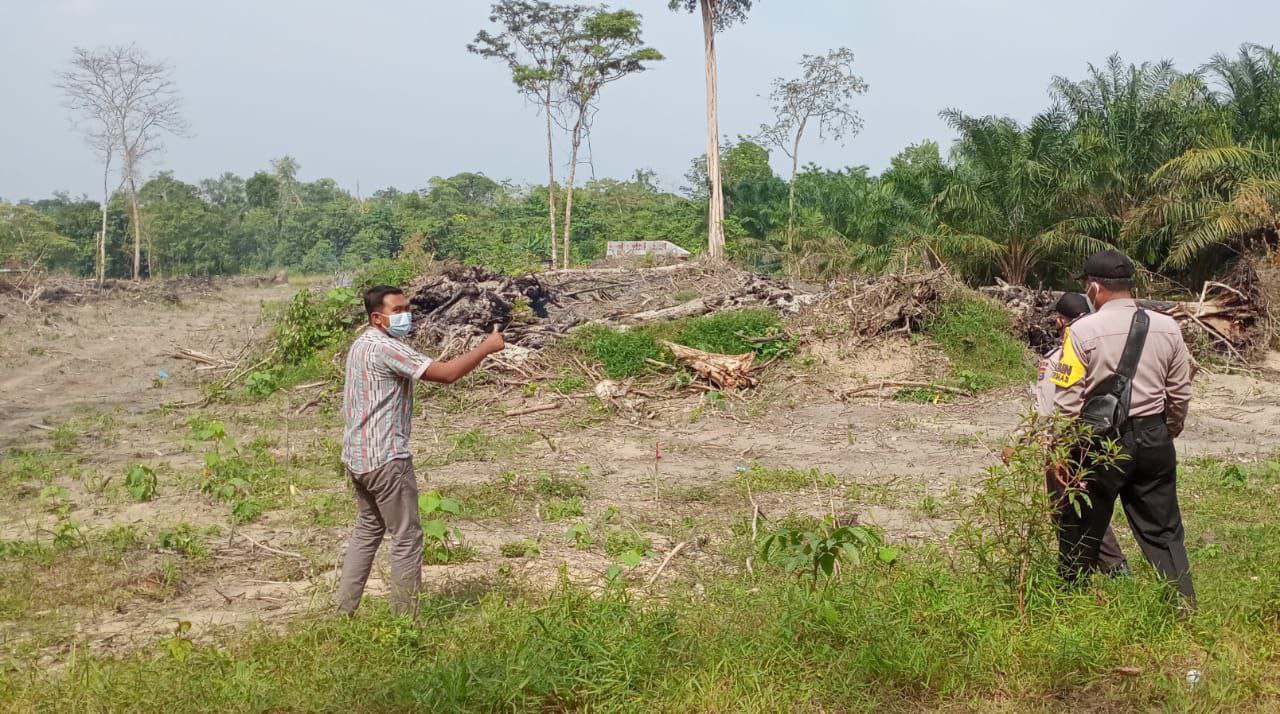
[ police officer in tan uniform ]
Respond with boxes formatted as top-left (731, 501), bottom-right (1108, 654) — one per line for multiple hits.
top-left (1052, 250), bottom-right (1195, 604)
top-left (1032, 293), bottom-right (1129, 574)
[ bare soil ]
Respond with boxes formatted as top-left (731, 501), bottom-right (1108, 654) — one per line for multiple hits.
top-left (2, 277), bottom-right (1278, 664)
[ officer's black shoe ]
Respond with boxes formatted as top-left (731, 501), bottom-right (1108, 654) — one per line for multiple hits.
top-left (1103, 562), bottom-right (1132, 578)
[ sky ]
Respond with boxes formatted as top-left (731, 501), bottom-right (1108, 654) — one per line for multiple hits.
top-left (2, 0), bottom-right (1278, 201)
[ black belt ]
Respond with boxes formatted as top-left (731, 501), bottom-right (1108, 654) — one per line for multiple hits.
top-left (1122, 414), bottom-right (1166, 432)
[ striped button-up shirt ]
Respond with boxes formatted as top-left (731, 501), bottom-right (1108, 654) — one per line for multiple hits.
top-left (341, 327), bottom-right (433, 474)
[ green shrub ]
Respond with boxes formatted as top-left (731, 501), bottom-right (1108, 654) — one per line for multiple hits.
top-left (354, 257), bottom-right (420, 292)
top-left (674, 309), bottom-right (788, 357)
top-left (925, 295), bottom-right (1033, 391)
top-left (124, 465), bottom-right (158, 502)
top-left (571, 324), bottom-right (667, 379)
top-left (276, 287), bottom-right (362, 367)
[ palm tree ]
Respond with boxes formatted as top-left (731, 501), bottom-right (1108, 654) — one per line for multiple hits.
top-left (1047, 55), bottom-right (1216, 262)
top-left (928, 110), bottom-right (1091, 285)
top-left (1203, 43), bottom-right (1280, 143)
top-left (1125, 141), bottom-right (1280, 269)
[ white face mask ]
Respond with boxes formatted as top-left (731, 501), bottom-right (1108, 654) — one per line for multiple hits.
top-left (1083, 282), bottom-right (1099, 312)
top-left (385, 312), bottom-right (412, 338)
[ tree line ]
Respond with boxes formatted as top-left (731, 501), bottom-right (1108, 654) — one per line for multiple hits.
top-left (2, 17), bottom-right (1277, 288)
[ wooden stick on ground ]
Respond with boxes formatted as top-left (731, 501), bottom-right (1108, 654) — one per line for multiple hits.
top-left (504, 402), bottom-right (562, 417)
top-left (235, 531), bottom-right (308, 561)
top-left (646, 541), bottom-right (689, 587)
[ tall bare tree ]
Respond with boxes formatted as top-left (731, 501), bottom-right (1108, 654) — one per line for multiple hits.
top-left (669, 0), bottom-right (754, 260)
top-left (470, 1), bottom-right (585, 268)
top-left (556, 8), bottom-right (662, 268)
top-left (58, 45), bottom-right (188, 281)
top-left (758, 47), bottom-right (867, 234)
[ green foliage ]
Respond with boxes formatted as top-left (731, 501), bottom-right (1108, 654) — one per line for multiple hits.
top-left (193, 424), bottom-right (285, 524)
top-left (353, 257), bottom-right (421, 292)
top-left (761, 520), bottom-right (891, 589)
top-left (602, 530), bottom-right (651, 558)
top-left (672, 309), bottom-right (791, 357)
top-left (925, 294), bottom-right (1033, 390)
top-left (275, 287), bottom-right (362, 367)
top-left (499, 539), bottom-right (540, 559)
top-left (155, 524), bottom-right (211, 561)
top-left (7, 449), bottom-right (1280, 711)
top-left (571, 324), bottom-right (667, 379)
top-left (534, 471), bottom-right (587, 500)
top-left (124, 465), bottom-right (158, 502)
top-left (541, 498), bottom-right (583, 522)
top-left (735, 461), bottom-right (832, 492)
top-left (418, 491), bottom-right (467, 564)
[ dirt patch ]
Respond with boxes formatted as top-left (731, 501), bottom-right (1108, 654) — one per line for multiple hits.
top-left (0, 281), bottom-right (295, 447)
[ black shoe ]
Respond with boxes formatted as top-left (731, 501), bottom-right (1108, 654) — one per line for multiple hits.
top-left (1103, 562), bottom-right (1132, 578)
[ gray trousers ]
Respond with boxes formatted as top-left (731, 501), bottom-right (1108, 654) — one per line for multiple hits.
top-left (336, 457), bottom-right (423, 616)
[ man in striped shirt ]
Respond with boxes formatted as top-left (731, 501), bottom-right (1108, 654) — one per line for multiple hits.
top-left (337, 284), bottom-right (504, 616)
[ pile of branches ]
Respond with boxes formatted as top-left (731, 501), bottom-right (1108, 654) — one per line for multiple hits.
top-left (404, 265), bottom-right (566, 353)
top-left (982, 259), bottom-right (1270, 361)
top-left (978, 280), bottom-right (1063, 353)
top-left (608, 271), bottom-right (817, 324)
top-left (401, 262), bottom-right (823, 357)
top-left (798, 269), bottom-right (954, 340)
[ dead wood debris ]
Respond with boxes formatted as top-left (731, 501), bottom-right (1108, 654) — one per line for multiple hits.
top-left (662, 341), bottom-right (757, 390)
top-left (796, 269), bottom-right (954, 342)
top-left (981, 259), bottom-right (1270, 361)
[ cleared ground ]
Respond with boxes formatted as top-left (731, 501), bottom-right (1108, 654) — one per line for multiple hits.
top-left (1, 277), bottom-right (1278, 710)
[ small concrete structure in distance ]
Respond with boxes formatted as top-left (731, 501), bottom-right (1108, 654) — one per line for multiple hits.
top-left (606, 240), bottom-right (692, 259)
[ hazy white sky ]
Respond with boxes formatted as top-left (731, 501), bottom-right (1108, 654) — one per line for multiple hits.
top-left (2, 0), bottom-right (1277, 200)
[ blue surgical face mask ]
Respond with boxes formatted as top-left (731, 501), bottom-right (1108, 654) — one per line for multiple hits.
top-left (386, 312), bottom-right (412, 338)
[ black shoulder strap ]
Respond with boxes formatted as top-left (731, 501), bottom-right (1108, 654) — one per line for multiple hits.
top-left (1115, 309), bottom-right (1150, 382)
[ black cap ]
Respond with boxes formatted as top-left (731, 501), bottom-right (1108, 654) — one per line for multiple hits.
top-left (1053, 293), bottom-right (1091, 319)
top-left (1076, 249), bottom-right (1134, 280)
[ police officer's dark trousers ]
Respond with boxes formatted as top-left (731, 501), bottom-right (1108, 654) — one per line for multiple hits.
top-left (1057, 415), bottom-right (1195, 602)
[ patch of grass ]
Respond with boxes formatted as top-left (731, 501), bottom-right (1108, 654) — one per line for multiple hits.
top-left (422, 545), bottom-right (478, 566)
top-left (0, 448), bottom-right (81, 494)
top-left (602, 529), bottom-right (652, 558)
top-left (925, 294), bottom-right (1034, 391)
top-left (452, 478), bottom-right (522, 520)
top-left (673, 308), bottom-right (791, 358)
top-left (548, 373), bottom-right (588, 394)
top-left (571, 324), bottom-right (667, 379)
top-left (155, 524), bottom-right (212, 562)
top-left (534, 471), bottom-right (587, 499)
top-left (542, 497), bottom-right (584, 522)
top-left (735, 461), bottom-right (835, 492)
top-left (8, 453), bottom-right (1279, 711)
top-left (438, 428), bottom-right (535, 464)
top-left (499, 539), bottom-right (540, 558)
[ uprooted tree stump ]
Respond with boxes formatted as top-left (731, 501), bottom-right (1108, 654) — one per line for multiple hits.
top-left (662, 341), bottom-right (757, 390)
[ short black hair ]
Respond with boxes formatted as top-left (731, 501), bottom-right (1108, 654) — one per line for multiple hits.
top-left (1054, 293), bottom-right (1091, 319)
top-left (1085, 276), bottom-right (1135, 292)
top-left (363, 285), bottom-right (404, 317)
